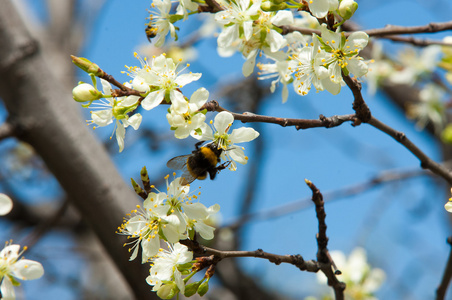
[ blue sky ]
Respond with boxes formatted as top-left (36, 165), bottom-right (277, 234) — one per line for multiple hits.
top-left (3, 0), bottom-right (452, 299)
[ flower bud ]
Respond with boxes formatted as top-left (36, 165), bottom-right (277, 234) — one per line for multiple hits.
top-left (72, 83), bottom-right (102, 102)
top-left (338, 0), bottom-right (358, 20)
top-left (261, 1), bottom-right (287, 11)
top-left (157, 283), bottom-right (177, 299)
top-left (445, 200), bottom-right (452, 212)
top-left (71, 55), bottom-right (103, 76)
top-left (197, 281), bottom-right (209, 296)
top-left (184, 281), bottom-right (201, 297)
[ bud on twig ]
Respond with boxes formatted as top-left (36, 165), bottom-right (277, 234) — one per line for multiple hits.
top-left (71, 55), bottom-right (103, 77)
top-left (72, 83), bottom-right (102, 102)
top-left (338, 0), bottom-right (358, 20)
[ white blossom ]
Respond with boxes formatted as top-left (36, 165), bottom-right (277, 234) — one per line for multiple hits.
top-left (215, 0), bottom-right (261, 49)
top-left (127, 53), bottom-right (201, 114)
top-left (192, 111), bottom-right (259, 171)
top-left (86, 79), bottom-right (142, 152)
top-left (166, 87), bottom-right (209, 139)
top-left (148, 0), bottom-right (177, 47)
top-left (388, 45), bottom-right (441, 85)
top-left (307, 0), bottom-right (339, 18)
top-left (146, 242), bottom-right (193, 295)
top-left (293, 34), bottom-right (341, 96)
top-left (317, 247), bottom-right (385, 300)
top-left (0, 244), bottom-right (44, 300)
top-left (117, 191), bottom-right (184, 263)
top-left (176, 0), bottom-right (198, 19)
top-left (317, 24), bottom-right (369, 84)
top-left (407, 84), bottom-right (446, 134)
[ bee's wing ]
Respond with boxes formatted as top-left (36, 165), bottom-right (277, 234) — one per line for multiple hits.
top-left (167, 155), bottom-right (190, 170)
top-left (180, 170), bottom-right (196, 185)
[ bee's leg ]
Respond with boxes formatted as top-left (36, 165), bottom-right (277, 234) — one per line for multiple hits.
top-left (194, 141), bottom-right (203, 149)
top-left (217, 161), bottom-right (231, 171)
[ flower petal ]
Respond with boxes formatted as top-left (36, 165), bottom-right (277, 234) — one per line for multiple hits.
top-left (242, 49), bottom-right (258, 77)
top-left (0, 277), bottom-right (15, 300)
top-left (271, 10), bottom-right (294, 26)
top-left (115, 121), bottom-right (126, 152)
top-left (189, 87), bottom-right (209, 108)
top-left (229, 147), bottom-right (248, 164)
top-left (141, 90), bottom-right (163, 110)
top-left (13, 259), bottom-right (44, 280)
top-left (229, 127), bottom-right (259, 143)
top-left (0, 193), bottom-right (13, 216)
top-left (100, 79), bottom-right (113, 96)
top-left (345, 31), bottom-right (369, 50)
top-left (175, 73), bottom-right (202, 87)
top-left (214, 111), bottom-right (234, 133)
top-left (347, 58), bottom-right (368, 77)
top-left (218, 25), bottom-right (239, 49)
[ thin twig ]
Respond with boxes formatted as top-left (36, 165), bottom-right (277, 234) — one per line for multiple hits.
top-left (200, 100), bottom-right (356, 130)
top-left (305, 179), bottom-right (345, 299)
top-left (380, 35), bottom-right (452, 47)
top-left (436, 237), bottom-right (452, 300)
top-left (341, 67), bottom-right (452, 184)
top-left (180, 239), bottom-right (320, 272)
top-left (342, 75), bottom-right (371, 124)
top-left (363, 21), bottom-right (452, 37)
top-left (282, 20), bottom-right (452, 37)
top-left (281, 21), bottom-right (452, 48)
top-left (368, 117), bottom-right (452, 184)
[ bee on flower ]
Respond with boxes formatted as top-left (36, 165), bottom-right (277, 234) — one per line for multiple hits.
top-left (192, 111), bottom-right (260, 171)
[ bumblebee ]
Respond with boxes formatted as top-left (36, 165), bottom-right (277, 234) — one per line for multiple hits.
top-left (167, 142), bottom-right (229, 185)
top-left (145, 24), bottom-right (157, 42)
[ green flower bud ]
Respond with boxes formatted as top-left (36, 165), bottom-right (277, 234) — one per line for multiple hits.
top-left (261, 1), bottom-right (288, 11)
top-left (157, 283), bottom-right (177, 299)
top-left (442, 124), bottom-right (452, 144)
top-left (72, 83), bottom-right (102, 102)
top-left (71, 56), bottom-right (103, 76)
top-left (338, 0), bottom-right (358, 20)
top-left (197, 281), bottom-right (209, 296)
top-left (184, 281), bottom-right (201, 297)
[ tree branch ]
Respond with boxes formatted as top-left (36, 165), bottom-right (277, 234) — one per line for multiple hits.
top-left (0, 2), bottom-right (151, 298)
top-left (436, 237), bottom-right (452, 300)
top-left (342, 65), bottom-right (452, 185)
top-left (378, 35), bottom-right (452, 47)
top-left (281, 20), bottom-right (452, 48)
top-left (363, 21), bottom-right (452, 37)
top-left (305, 180), bottom-right (345, 300)
top-left (368, 117), bottom-right (452, 184)
top-left (342, 74), bottom-right (371, 124)
top-left (200, 100), bottom-right (356, 129)
top-left (180, 239), bottom-right (320, 272)
top-left (282, 20), bottom-right (452, 37)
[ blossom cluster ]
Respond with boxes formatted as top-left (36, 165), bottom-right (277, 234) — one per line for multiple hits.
top-left (142, 0), bottom-right (369, 102)
top-left (117, 174), bottom-right (217, 298)
top-left (0, 194), bottom-right (44, 300)
top-left (72, 53), bottom-right (259, 171)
